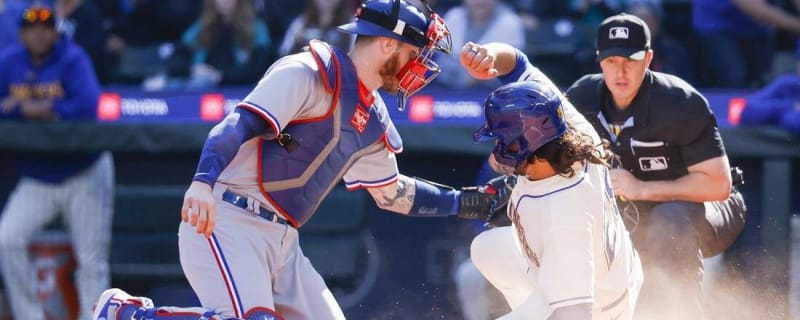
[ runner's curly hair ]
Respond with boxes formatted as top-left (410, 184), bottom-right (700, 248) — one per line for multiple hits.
top-left (528, 128), bottom-right (611, 177)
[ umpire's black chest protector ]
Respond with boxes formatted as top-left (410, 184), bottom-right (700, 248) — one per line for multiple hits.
top-left (566, 70), bottom-right (726, 182)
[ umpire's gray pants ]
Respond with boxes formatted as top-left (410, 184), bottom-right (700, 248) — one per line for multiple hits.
top-left (622, 189), bottom-right (747, 320)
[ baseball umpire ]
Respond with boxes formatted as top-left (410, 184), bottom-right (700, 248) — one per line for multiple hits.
top-left (91, 1), bottom-right (509, 319)
top-left (564, 13), bottom-right (747, 319)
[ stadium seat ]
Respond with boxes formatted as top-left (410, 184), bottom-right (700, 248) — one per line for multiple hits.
top-left (525, 18), bottom-right (596, 87)
top-left (112, 185), bottom-right (184, 232)
top-left (299, 186), bottom-right (377, 308)
top-left (115, 45), bottom-right (167, 83)
top-left (110, 185), bottom-right (185, 288)
top-left (525, 18), bottom-right (594, 58)
top-left (301, 186), bottom-right (369, 234)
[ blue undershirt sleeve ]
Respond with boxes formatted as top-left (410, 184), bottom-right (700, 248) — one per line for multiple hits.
top-left (408, 178), bottom-right (461, 217)
top-left (192, 108), bottom-right (268, 185)
top-left (497, 48), bottom-right (530, 85)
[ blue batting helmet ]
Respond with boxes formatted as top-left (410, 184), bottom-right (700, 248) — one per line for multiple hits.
top-left (473, 81), bottom-right (568, 174)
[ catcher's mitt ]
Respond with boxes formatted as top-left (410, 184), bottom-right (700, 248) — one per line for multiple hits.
top-left (458, 175), bottom-right (516, 228)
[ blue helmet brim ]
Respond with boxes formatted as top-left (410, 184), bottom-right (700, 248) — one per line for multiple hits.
top-left (472, 126), bottom-right (498, 143)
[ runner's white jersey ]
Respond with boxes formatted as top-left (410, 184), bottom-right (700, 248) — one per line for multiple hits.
top-left (507, 161), bottom-right (642, 317)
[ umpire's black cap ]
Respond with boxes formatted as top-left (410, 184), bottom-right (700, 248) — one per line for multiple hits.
top-left (596, 13), bottom-right (650, 62)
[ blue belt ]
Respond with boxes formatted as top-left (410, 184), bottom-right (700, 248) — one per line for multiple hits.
top-left (221, 190), bottom-right (289, 225)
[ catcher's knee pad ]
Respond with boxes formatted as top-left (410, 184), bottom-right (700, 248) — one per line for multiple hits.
top-left (243, 307), bottom-right (283, 320)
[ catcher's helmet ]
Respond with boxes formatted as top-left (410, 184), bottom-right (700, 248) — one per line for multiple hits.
top-left (338, 0), bottom-right (451, 111)
top-left (339, 0), bottom-right (430, 47)
top-left (473, 81), bottom-right (567, 174)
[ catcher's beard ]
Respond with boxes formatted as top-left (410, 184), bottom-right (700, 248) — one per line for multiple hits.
top-left (379, 51), bottom-right (402, 95)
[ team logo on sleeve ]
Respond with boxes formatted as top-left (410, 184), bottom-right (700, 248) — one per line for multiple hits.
top-left (351, 105), bottom-right (370, 134)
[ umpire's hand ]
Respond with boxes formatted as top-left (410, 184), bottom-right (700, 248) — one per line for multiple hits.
top-left (182, 181), bottom-right (216, 238)
top-left (609, 168), bottom-right (645, 201)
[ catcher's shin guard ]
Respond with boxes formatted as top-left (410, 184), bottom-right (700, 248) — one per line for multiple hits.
top-left (92, 288), bottom-right (228, 320)
top-left (243, 307), bottom-right (284, 320)
top-left (92, 288), bottom-right (153, 320)
top-left (136, 308), bottom-right (222, 319)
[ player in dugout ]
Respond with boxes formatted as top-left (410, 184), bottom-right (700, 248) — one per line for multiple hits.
top-left (0, 4), bottom-right (114, 320)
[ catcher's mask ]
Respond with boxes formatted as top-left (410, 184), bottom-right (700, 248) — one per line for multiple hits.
top-left (338, 0), bottom-right (451, 110)
top-left (473, 81), bottom-right (568, 175)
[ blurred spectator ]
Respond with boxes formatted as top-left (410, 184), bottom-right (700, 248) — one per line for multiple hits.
top-left (515, 0), bottom-right (622, 25)
top-left (55, 0), bottom-right (116, 83)
top-left (569, 0), bottom-right (622, 26)
top-left (426, 0), bottom-right (460, 13)
top-left (255, 0), bottom-right (305, 52)
top-left (104, 0), bottom-right (201, 47)
top-left (692, 0), bottom-right (800, 88)
top-left (504, 0), bottom-right (564, 31)
top-left (739, 39), bottom-right (800, 134)
top-left (502, 0), bottom-right (533, 30)
top-left (523, 0), bottom-right (686, 29)
top-left (153, 0), bottom-right (274, 89)
top-left (768, 0), bottom-right (800, 78)
top-left (95, 0), bottom-right (201, 85)
top-left (0, 5), bottom-right (113, 320)
top-left (627, 0), bottom-right (693, 83)
top-left (435, 0), bottom-right (525, 90)
top-left (515, 0), bottom-right (571, 19)
top-left (278, 0), bottom-right (354, 56)
top-left (0, 0), bottom-right (25, 48)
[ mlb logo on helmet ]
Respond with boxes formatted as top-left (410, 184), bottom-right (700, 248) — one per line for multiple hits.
top-left (556, 103), bottom-right (564, 120)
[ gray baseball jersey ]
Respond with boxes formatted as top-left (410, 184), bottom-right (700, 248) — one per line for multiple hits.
top-left (177, 44), bottom-right (400, 319)
top-left (217, 53), bottom-right (400, 211)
